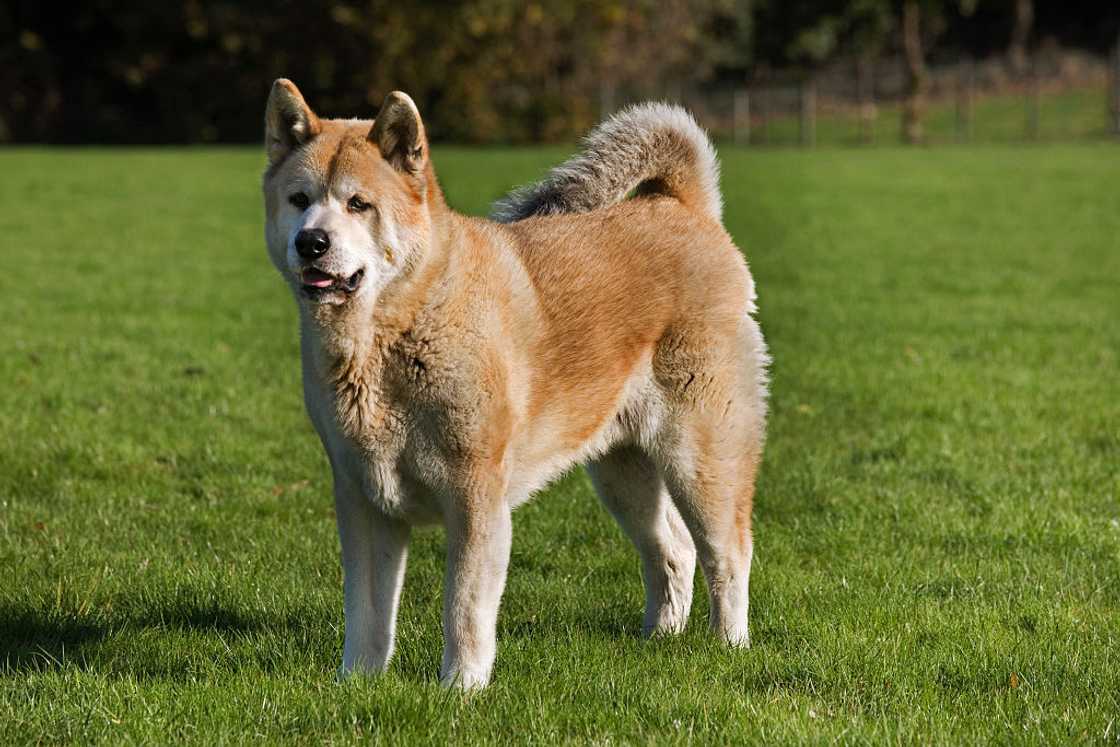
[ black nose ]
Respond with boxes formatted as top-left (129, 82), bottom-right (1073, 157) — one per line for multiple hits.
top-left (295, 228), bottom-right (331, 260)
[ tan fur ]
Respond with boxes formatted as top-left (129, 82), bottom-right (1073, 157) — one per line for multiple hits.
top-left (262, 81), bottom-right (768, 688)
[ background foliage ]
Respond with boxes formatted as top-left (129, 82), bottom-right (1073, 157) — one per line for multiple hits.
top-left (2, 0), bottom-right (1118, 143)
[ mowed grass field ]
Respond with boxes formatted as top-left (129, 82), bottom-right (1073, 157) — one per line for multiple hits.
top-left (1, 141), bottom-right (1118, 743)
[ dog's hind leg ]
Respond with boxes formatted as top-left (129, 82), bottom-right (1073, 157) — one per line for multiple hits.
top-left (659, 423), bottom-right (759, 648)
top-left (587, 444), bottom-right (696, 636)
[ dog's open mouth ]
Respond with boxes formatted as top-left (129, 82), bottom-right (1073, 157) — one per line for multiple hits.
top-left (301, 268), bottom-right (364, 297)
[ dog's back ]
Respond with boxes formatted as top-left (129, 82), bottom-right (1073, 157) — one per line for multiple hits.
top-left (491, 101), bottom-right (762, 402)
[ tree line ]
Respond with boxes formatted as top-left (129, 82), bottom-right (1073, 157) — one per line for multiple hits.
top-left (2, 0), bottom-right (1117, 144)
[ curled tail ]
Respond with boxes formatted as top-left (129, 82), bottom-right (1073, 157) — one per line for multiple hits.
top-left (491, 102), bottom-right (722, 224)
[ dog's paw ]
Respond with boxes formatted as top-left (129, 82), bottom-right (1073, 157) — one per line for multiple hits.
top-left (720, 627), bottom-right (751, 649)
top-left (439, 665), bottom-right (491, 690)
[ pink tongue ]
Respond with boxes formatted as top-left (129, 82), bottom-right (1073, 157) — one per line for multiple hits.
top-left (302, 269), bottom-right (334, 288)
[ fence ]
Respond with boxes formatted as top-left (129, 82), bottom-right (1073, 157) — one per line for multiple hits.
top-left (603, 49), bottom-right (1120, 146)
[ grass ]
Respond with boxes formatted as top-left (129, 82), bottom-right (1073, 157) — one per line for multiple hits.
top-left (1, 140), bottom-right (1118, 743)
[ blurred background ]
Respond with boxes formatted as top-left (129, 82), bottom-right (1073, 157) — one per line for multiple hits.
top-left (3, 0), bottom-right (1119, 147)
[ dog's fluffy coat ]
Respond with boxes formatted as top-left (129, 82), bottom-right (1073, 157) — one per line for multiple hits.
top-left (262, 80), bottom-right (768, 688)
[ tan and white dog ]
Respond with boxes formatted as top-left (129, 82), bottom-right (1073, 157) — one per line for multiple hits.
top-left (262, 80), bottom-right (768, 688)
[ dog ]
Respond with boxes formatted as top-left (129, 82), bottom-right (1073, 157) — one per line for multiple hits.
top-left (262, 79), bottom-right (768, 688)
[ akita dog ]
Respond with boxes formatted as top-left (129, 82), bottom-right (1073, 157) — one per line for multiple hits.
top-left (262, 80), bottom-right (768, 688)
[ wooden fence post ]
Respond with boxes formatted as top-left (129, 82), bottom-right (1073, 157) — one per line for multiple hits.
top-left (599, 80), bottom-right (616, 121)
top-left (1025, 59), bottom-right (1041, 140)
top-left (734, 89), bottom-right (751, 146)
top-left (755, 88), bottom-right (768, 145)
top-left (799, 79), bottom-right (816, 148)
top-left (1112, 39), bottom-right (1120, 137)
top-left (956, 57), bottom-right (973, 142)
top-left (857, 57), bottom-right (876, 145)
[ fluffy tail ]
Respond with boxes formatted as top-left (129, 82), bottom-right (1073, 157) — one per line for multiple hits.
top-left (491, 103), bottom-right (722, 224)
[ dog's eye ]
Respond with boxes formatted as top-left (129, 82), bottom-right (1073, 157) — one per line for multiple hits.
top-left (348, 196), bottom-right (372, 214)
top-left (289, 192), bottom-right (310, 210)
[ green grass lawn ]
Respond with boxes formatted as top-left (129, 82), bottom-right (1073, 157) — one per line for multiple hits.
top-left (1, 141), bottom-right (1118, 743)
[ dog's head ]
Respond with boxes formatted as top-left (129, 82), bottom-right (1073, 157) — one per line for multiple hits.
top-left (262, 79), bottom-right (434, 314)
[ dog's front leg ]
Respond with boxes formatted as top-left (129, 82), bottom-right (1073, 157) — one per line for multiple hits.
top-left (440, 500), bottom-right (512, 689)
top-left (335, 479), bottom-right (410, 678)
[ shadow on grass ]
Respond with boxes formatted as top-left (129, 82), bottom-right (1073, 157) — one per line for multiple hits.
top-left (0, 612), bottom-right (106, 673)
top-left (0, 594), bottom-right (317, 677)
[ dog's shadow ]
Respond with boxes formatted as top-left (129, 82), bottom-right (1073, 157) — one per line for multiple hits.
top-left (0, 596), bottom-right (310, 679)
top-left (1, 612), bottom-right (107, 672)
top-left (3, 591), bottom-right (727, 682)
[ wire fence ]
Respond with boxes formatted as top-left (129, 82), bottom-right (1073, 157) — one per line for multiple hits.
top-left (601, 48), bottom-right (1120, 146)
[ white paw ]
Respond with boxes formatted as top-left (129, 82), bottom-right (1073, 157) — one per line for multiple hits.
top-left (720, 627), bottom-right (751, 648)
top-left (440, 665), bottom-right (492, 690)
top-left (643, 612), bottom-right (689, 638)
top-left (337, 657), bottom-right (387, 682)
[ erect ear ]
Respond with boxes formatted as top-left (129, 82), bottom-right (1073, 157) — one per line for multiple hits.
top-left (369, 91), bottom-right (428, 175)
top-left (264, 79), bottom-right (321, 164)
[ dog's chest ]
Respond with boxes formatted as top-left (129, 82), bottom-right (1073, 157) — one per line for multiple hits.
top-left (302, 344), bottom-right (479, 521)
top-left (308, 390), bottom-right (445, 521)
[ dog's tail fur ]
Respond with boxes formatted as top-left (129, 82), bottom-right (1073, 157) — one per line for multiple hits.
top-left (491, 103), bottom-right (722, 224)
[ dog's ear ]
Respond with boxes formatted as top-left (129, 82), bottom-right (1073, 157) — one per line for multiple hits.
top-left (369, 91), bottom-right (427, 175)
top-left (265, 79), bottom-right (321, 165)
